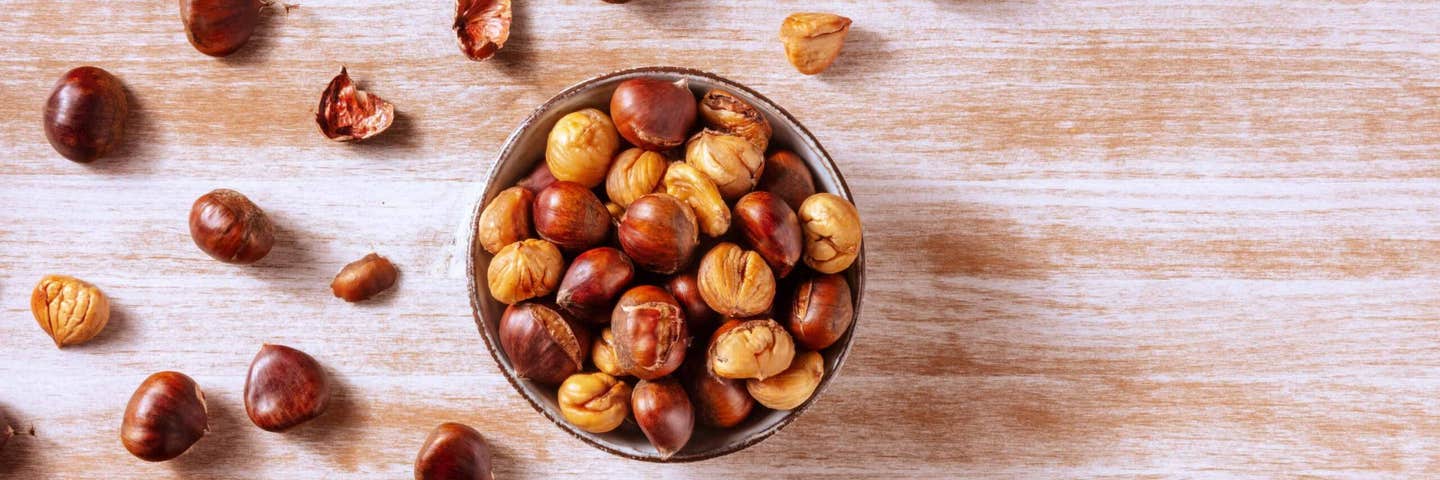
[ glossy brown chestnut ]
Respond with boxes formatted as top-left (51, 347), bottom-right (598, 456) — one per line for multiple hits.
top-left (632, 378), bottom-right (694, 459)
top-left (454, 0), bottom-right (512, 61)
top-left (788, 273), bottom-right (854, 350)
top-left (415, 422), bottom-right (494, 480)
top-left (618, 193), bottom-right (699, 275)
top-left (682, 354), bottom-right (754, 428)
top-left (499, 303), bottom-right (591, 385)
top-left (189, 189), bottom-right (275, 264)
top-left (610, 286), bottom-right (688, 380)
top-left (610, 77), bottom-right (697, 150)
top-left (734, 191), bottom-right (803, 278)
top-left (331, 253), bottom-right (398, 302)
top-left (556, 247), bottom-right (634, 320)
top-left (533, 181), bottom-right (610, 252)
top-left (756, 150), bottom-right (817, 212)
top-left (244, 344), bottom-right (331, 432)
top-left (666, 272), bottom-right (717, 336)
top-left (43, 66), bottom-right (128, 163)
top-left (516, 161), bottom-right (558, 194)
top-left (121, 371), bottom-right (208, 462)
top-left (316, 67), bottom-right (395, 142)
top-left (179, 0), bottom-right (263, 57)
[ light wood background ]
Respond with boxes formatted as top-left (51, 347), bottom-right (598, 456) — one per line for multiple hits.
top-left (1, 0), bottom-right (1438, 478)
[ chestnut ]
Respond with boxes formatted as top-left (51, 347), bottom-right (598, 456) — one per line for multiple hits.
top-left (662, 161), bottom-right (730, 238)
top-left (316, 67), bottom-right (396, 142)
top-left (780, 12), bottom-right (853, 75)
top-left (516, 161), bottom-right (558, 194)
top-left (32, 274), bottom-right (111, 348)
top-left (498, 302), bottom-right (590, 385)
top-left (179, 0), bottom-right (266, 57)
top-left (43, 66), bottom-right (128, 163)
top-left (798, 193), bottom-right (862, 274)
top-left (610, 286), bottom-right (688, 380)
top-left (477, 186), bottom-right (533, 254)
top-left (682, 354), bottom-right (753, 428)
top-left (746, 350), bottom-right (823, 410)
top-left (610, 77), bottom-right (697, 150)
top-left (244, 344), bottom-right (331, 432)
top-left (605, 148), bottom-right (667, 208)
top-left (533, 181), bottom-right (610, 252)
top-left (617, 193), bottom-right (699, 275)
top-left (454, 0), bottom-right (512, 62)
top-left (699, 89), bottom-right (771, 151)
top-left (665, 272), bottom-right (717, 337)
top-left (189, 189), bottom-right (275, 264)
top-left (556, 247), bottom-right (634, 320)
top-left (415, 422), bottom-right (494, 480)
top-left (121, 371), bottom-right (208, 462)
top-left (591, 327), bottom-right (626, 377)
top-left (788, 273), bottom-right (854, 350)
top-left (546, 108), bottom-right (620, 188)
top-left (486, 239), bottom-right (563, 304)
top-left (331, 253), bottom-right (399, 302)
top-left (631, 378), bottom-right (693, 459)
top-left (734, 191), bottom-right (803, 278)
top-left (685, 129), bottom-right (764, 200)
top-left (697, 243), bottom-right (776, 318)
top-left (756, 150), bottom-right (817, 212)
top-left (707, 318), bottom-right (795, 381)
top-left (557, 372), bottom-right (631, 433)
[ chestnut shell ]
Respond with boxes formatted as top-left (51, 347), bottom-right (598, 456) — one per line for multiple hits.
top-left (43, 66), bottom-right (128, 163)
top-left (683, 355), bottom-right (754, 428)
top-left (533, 181), bottom-right (610, 252)
top-left (555, 247), bottom-right (634, 320)
top-left (610, 77), bottom-right (698, 150)
top-left (734, 191), bottom-right (803, 278)
top-left (632, 378), bottom-right (694, 459)
top-left (610, 286), bottom-right (688, 380)
top-left (498, 303), bottom-right (591, 385)
top-left (788, 273), bottom-right (854, 350)
top-left (617, 193), bottom-right (699, 275)
top-left (244, 344), bottom-right (331, 432)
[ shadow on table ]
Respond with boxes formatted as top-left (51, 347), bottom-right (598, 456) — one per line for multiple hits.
top-left (170, 392), bottom-right (261, 476)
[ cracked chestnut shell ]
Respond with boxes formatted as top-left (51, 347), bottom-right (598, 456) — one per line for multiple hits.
top-left (31, 274), bottom-right (110, 348)
top-left (477, 186), bottom-right (533, 255)
top-left (189, 189), bottom-right (275, 264)
top-left (121, 371), bottom-right (208, 462)
top-left (610, 77), bottom-right (697, 150)
top-left (558, 372), bottom-right (631, 434)
top-left (666, 272), bottom-right (717, 337)
top-left (415, 422), bottom-right (494, 480)
top-left (610, 286), bottom-right (688, 380)
top-left (179, 0), bottom-right (263, 57)
top-left (331, 253), bottom-right (399, 302)
top-left (632, 378), bottom-right (693, 459)
top-left (757, 150), bottom-right (817, 212)
top-left (617, 193), bottom-right (699, 275)
top-left (799, 193), bottom-right (862, 274)
top-left (533, 181), bottom-right (610, 252)
top-left (454, 0), bottom-right (511, 61)
top-left (499, 302), bottom-right (591, 385)
top-left (486, 239), bottom-right (563, 304)
top-left (734, 191), bottom-right (803, 278)
top-left (316, 67), bottom-right (395, 142)
top-left (746, 350), bottom-right (823, 410)
top-left (43, 66), bottom-right (128, 163)
top-left (682, 354), bottom-right (753, 428)
top-left (685, 129), bottom-right (764, 200)
top-left (788, 273), bottom-right (854, 350)
top-left (244, 344), bottom-right (331, 432)
top-left (699, 89), bottom-right (771, 151)
top-left (697, 243), bottom-right (776, 318)
top-left (556, 247), bottom-right (634, 320)
top-left (707, 318), bottom-right (795, 381)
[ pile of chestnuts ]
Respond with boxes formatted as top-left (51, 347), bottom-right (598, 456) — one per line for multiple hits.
top-left (478, 75), bottom-right (862, 458)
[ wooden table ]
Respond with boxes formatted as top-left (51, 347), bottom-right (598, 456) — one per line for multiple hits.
top-left (2, 0), bottom-right (1438, 477)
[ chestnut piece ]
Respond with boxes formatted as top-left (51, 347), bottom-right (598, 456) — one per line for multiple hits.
top-left (189, 189), bottom-right (275, 264)
top-left (591, 328), bottom-right (626, 377)
top-left (610, 286), bottom-right (688, 380)
top-left (121, 371), bottom-right (208, 462)
top-left (498, 303), bottom-right (591, 385)
top-left (610, 77), bottom-right (697, 150)
top-left (788, 273), bottom-right (854, 350)
top-left (533, 181), bottom-right (610, 252)
top-left (707, 318), bottom-right (795, 380)
top-left (486, 239), bottom-right (564, 304)
top-left (477, 186), bottom-right (533, 254)
top-left (556, 247), bottom-right (634, 320)
top-left (331, 253), bottom-right (399, 302)
top-left (780, 12), bottom-right (853, 75)
top-left (516, 161), bottom-right (558, 194)
top-left (699, 89), bottom-right (771, 151)
top-left (682, 356), bottom-right (753, 428)
top-left (662, 161), bottom-right (730, 238)
top-left (734, 191), bottom-right (803, 278)
top-left (31, 274), bottom-right (111, 348)
top-left (685, 129), bottom-right (764, 200)
top-left (316, 67), bottom-right (395, 142)
top-left (415, 422), bottom-right (494, 480)
top-left (546, 108), bottom-right (620, 188)
top-left (244, 344), bottom-right (331, 432)
top-left (454, 0), bottom-right (512, 61)
top-left (605, 148), bottom-right (667, 208)
top-left (746, 350), bottom-right (823, 410)
top-left (617, 193), bottom-right (699, 275)
top-left (557, 372), bottom-right (631, 433)
top-left (798, 193), bottom-right (863, 274)
top-left (43, 66), bottom-right (128, 163)
top-left (697, 243), bottom-right (776, 318)
top-left (179, 0), bottom-right (273, 57)
top-left (631, 378), bottom-right (694, 459)
top-left (757, 150), bottom-right (816, 212)
top-left (665, 272), bottom-right (717, 337)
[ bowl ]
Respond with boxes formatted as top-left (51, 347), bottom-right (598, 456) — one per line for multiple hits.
top-left (466, 66), bottom-right (865, 462)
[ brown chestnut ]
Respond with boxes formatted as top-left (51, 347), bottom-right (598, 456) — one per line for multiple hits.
top-left (189, 189), bottom-right (275, 264)
top-left (756, 150), bottom-right (817, 212)
top-left (746, 350), bottom-right (823, 410)
top-left (734, 191), bottom-right (803, 278)
top-left (331, 253), bottom-right (399, 302)
top-left (477, 186), bottom-right (533, 255)
top-left (610, 286), bottom-right (688, 380)
top-left (591, 327), bottom-right (626, 377)
top-left (316, 67), bottom-right (396, 142)
top-left (121, 371), bottom-right (208, 462)
top-left (610, 77), bottom-right (697, 150)
top-left (556, 247), bottom-right (634, 320)
top-left (632, 378), bottom-right (693, 459)
top-left (454, 0), bottom-right (512, 62)
top-left (415, 422), bottom-right (494, 480)
top-left (799, 193), bottom-right (862, 274)
top-left (498, 303), bottom-right (591, 385)
top-left (697, 243), bottom-right (776, 318)
top-left (682, 355), bottom-right (753, 428)
top-left (244, 344), bottom-right (331, 432)
top-left (533, 181), bottom-right (610, 252)
top-left (43, 66), bottom-right (128, 163)
top-left (516, 161), bottom-right (558, 194)
top-left (699, 89), bottom-right (771, 151)
top-left (558, 372), bottom-right (631, 433)
top-left (179, 0), bottom-right (270, 57)
top-left (486, 238), bottom-right (564, 304)
top-left (788, 273), bottom-right (854, 350)
top-left (707, 318), bottom-right (795, 381)
top-left (666, 272), bottom-right (717, 337)
top-left (618, 193), bottom-right (699, 275)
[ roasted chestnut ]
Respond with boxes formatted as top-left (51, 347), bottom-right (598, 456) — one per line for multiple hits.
top-left (454, 0), bottom-right (512, 61)
top-left (780, 12), bottom-right (852, 75)
top-left (662, 161), bottom-right (730, 238)
top-left (697, 243), bottom-right (776, 318)
top-left (734, 191), bottom-right (802, 278)
top-left (498, 303), bottom-right (590, 385)
top-left (121, 371), bottom-right (208, 462)
top-left (179, 0), bottom-right (271, 57)
top-left (605, 148), bottom-right (667, 208)
top-left (331, 253), bottom-right (399, 302)
top-left (43, 66), bottom-right (128, 163)
top-left (746, 350), bottom-right (823, 410)
top-left (533, 181), bottom-right (610, 252)
top-left (591, 327), bottom-right (626, 377)
top-left (756, 150), bottom-right (816, 212)
top-left (557, 372), bottom-right (631, 434)
top-left (546, 108), bottom-right (620, 188)
top-left (556, 247), bottom-right (634, 320)
top-left (478, 186), bottom-right (533, 255)
top-left (788, 273), bottom-right (854, 350)
top-left (617, 193), bottom-right (699, 275)
top-left (610, 77), bottom-right (697, 150)
top-left (610, 286), bottom-right (687, 380)
top-left (415, 422), bottom-right (494, 480)
top-left (189, 189), bottom-right (275, 264)
top-left (665, 272), bottom-right (717, 337)
top-left (632, 378), bottom-right (693, 459)
top-left (699, 89), bottom-right (770, 151)
top-left (685, 129), bottom-right (763, 200)
top-left (31, 274), bottom-right (111, 348)
top-left (486, 239), bottom-right (563, 304)
top-left (798, 193), bottom-right (862, 274)
top-left (682, 355), bottom-right (753, 428)
top-left (707, 318), bottom-right (795, 381)
top-left (316, 67), bottom-right (395, 142)
top-left (244, 344), bottom-right (331, 432)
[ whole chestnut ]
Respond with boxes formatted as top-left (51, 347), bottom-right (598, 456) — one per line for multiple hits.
top-left (331, 253), bottom-right (399, 302)
top-left (179, 0), bottom-right (267, 57)
top-left (516, 161), bottom-right (558, 194)
top-left (486, 239), bottom-right (563, 304)
top-left (662, 161), bottom-right (730, 238)
top-left (665, 272), bottom-right (717, 336)
top-left (697, 243), bottom-right (776, 318)
top-left (43, 66), bottom-right (128, 163)
top-left (556, 247), bottom-right (634, 320)
top-left (610, 77), bottom-right (697, 150)
top-left (610, 286), bottom-right (688, 380)
top-left (788, 273), bottom-right (854, 350)
top-left (189, 189), bottom-right (275, 264)
top-left (756, 150), bottom-right (817, 212)
top-left (699, 89), bottom-right (771, 151)
top-left (557, 372), bottom-right (631, 434)
top-left (682, 355), bottom-right (753, 428)
top-left (244, 344), bottom-right (331, 432)
top-left (707, 318), bottom-right (795, 381)
top-left (685, 129), bottom-right (763, 200)
top-left (415, 422), bottom-right (494, 480)
top-left (734, 191), bottom-right (803, 278)
top-left (498, 302), bottom-right (591, 385)
top-left (798, 193), bottom-right (862, 274)
top-left (631, 378), bottom-right (694, 459)
top-left (746, 350), bottom-right (823, 410)
top-left (533, 181), bottom-right (610, 252)
top-left (546, 108), bottom-right (620, 188)
top-left (591, 327), bottom-right (626, 377)
top-left (454, 0), bottom-right (512, 62)
top-left (121, 371), bottom-right (208, 462)
top-left (477, 186), bottom-right (533, 254)
top-left (605, 148), bottom-right (667, 208)
top-left (617, 193), bottom-right (699, 275)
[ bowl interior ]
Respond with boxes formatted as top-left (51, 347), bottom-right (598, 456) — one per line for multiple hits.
top-left (467, 66), bottom-right (865, 462)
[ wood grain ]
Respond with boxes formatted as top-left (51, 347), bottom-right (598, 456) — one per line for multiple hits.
top-left (2, 0), bottom-right (1439, 478)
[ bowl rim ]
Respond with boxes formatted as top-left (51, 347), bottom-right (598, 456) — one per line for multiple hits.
top-left (465, 65), bottom-right (866, 463)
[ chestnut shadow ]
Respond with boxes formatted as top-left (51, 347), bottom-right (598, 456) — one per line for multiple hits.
top-left (816, 26), bottom-right (897, 83)
top-left (217, 5), bottom-right (292, 67)
top-left (486, 0), bottom-right (538, 79)
top-left (291, 368), bottom-right (370, 471)
top-left (236, 208), bottom-right (323, 283)
top-left (88, 81), bottom-right (160, 176)
top-left (170, 392), bottom-right (261, 476)
top-left (344, 109), bottom-right (421, 156)
top-left (0, 407), bottom-right (35, 477)
top-left (71, 302), bottom-right (139, 350)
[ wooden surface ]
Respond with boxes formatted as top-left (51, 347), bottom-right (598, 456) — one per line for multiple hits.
top-left (1, 0), bottom-right (1438, 478)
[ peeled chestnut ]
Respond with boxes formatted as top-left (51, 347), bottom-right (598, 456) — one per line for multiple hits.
top-left (610, 286), bottom-right (688, 380)
top-left (415, 422), bottom-right (494, 480)
top-left (454, 0), bottom-right (512, 62)
top-left (179, 0), bottom-right (269, 57)
top-left (486, 238), bottom-right (563, 304)
top-left (789, 273), bottom-right (854, 350)
top-left (617, 193), bottom-right (699, 275)
top-left (558, 372), bottom-right (631, 433)
top-left (798, 193), bottom-right (863, 274)
top-left (546, 108), bottom-right (620, 188)
top-left (708, 318), bottom-right (795, 381)
top-left (121, 371), bottom-right (208, 462)
top-left (43, 66), bottom-right (128, 163)
top-left (632, 378), bottom-right (694, 459)
top-left (662, 161), bottom-right (730, 238)
top-left (611, 77), bottom-right (697, 150)
top-left (685, 129), bottom-right (764, 200)
top-left (244, 344), bottom-right (331, 432)
top-left (189, 189), bottom-right (275, 264)
top-left (605, 148), bottom-right (667, 208)
top-left (665, 272), bottom-right (717, 336)
top-left (556, 247), bottom-right (634, 320)
top-left (533, 181), bottom-right (610, 252)
top-left (746, 350), bottom-right (823, 410)
top-left (591, 327), bottom-right (626, 377)
top-left (757, 150), bottom-right (817, 212)
top-left (682, 355), bottom-right (753, 428)
top-left (478, 186), bottom-right (533, 255)
top-left (697, 243), bottom-right (776, 318)
top-left (699, 89), bottom-right (771, 151)
top-left (331, 253), bottom-right (399, 302)
top-left (734, 191), bottom-right (803, 278)
top-left (498, 303), bottom-right (590, 385)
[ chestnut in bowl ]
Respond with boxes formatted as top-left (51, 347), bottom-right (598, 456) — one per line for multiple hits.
top-left (534, 181), bottom-right (610, 252)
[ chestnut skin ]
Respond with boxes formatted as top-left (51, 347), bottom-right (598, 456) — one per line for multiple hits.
top-left (533, 181), bottom-right (610, 252)
top-left (618, 193), bottom-right (699, 275)
top-left (610, 286), bottom-right (688, 380)
top-left (189, 189), bottom-right (275, 264)
top-left (516, 161), bottom-right (558, 194)
top-left (331, 253), bottom-right (399, 302)
top-left (734, 191), bottom-right (803, 278)
top-left (788, 273), bottom-right (855, 350)
top-left (121, 371), bottom-right (208, 462)
top-left (415, 422), bottom-right (494, 480)
top-left (632, 378), bottom-right (694, 459)
top-left (1, 418), bottom-right (11, 452)
top-left (43, 66), bottom-right (128, 163)
top-left (756, 150), bottom-right (817, 212)
top-left (499, 303), bottom-right (591, 385)
top-left (244, 344), bottom-right (331, 432)
top-left (666, 272), bottom-right (717, 337)
top-left (179, 0), bottom-right (263, 57)
top-left (682, 354), bottom-right (754, 428)
top-left (556, 247), bottom-right (634, 321)
top-left (610, 77), bottom-right (697, 150)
